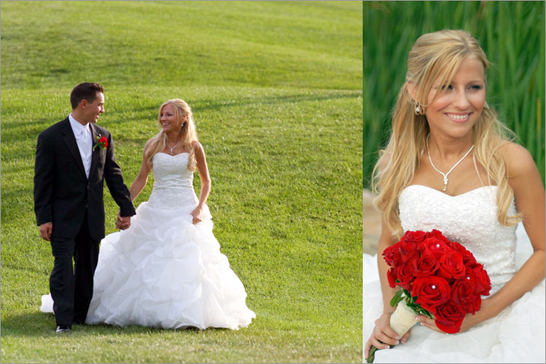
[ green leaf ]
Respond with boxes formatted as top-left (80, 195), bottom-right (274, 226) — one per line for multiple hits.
top-left (390, 289), bottom-right (405, 307)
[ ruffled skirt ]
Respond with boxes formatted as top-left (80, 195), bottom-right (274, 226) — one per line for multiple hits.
top-left (42, 200), bottom-right (255, 330)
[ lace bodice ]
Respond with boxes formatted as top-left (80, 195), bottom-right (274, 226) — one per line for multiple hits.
top-left (146, 153), bottom-right (198, 209)
top-left (399, 185), bottom-right (518, 294)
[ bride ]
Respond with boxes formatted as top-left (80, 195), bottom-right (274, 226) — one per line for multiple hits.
top-left (364, 30), bottom-right (545, 362)
top-left (42, 99), bottom-right (256, 330)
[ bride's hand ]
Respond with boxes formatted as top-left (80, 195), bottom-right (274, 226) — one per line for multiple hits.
top-left (365, 312), bottom-right (411, 360)
top-left (190, 206), bottom-right (202, 224)
top-left (115, 211), bottom-right (131, 230)
top-left (416, 298), bottom-right (493, 334)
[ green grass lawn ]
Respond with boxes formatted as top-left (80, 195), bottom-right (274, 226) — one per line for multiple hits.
top-left (1, 2), bottom-right (363, 363)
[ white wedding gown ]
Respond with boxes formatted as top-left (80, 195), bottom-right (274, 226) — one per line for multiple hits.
top-left (363, 185), bottom-right (545, 363)
top-left (42, 152), bottom-right (256, 330)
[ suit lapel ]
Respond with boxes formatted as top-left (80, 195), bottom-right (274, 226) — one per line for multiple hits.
top-left (89, 124), bottom-right (100, 177)
top-left (61, 118), bottom-right (87, 179)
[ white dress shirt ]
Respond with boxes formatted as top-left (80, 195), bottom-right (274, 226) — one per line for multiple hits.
top-left (69, 114), bottom-right (92, 178)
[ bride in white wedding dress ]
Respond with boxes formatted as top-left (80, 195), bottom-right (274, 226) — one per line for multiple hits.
top-left (42, 99), bottom-right (255, 330)
top-left (364, 30), bottom-right (545, 363)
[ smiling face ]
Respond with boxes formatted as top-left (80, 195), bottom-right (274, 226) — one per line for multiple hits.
top-left (74, 91), bottom-right (105, 125)
top-left (159, 103), bottom-right (188, 134)
top-left (425, 56), bottom-right (486, 140)
top-left (85, 92), bottom-right (105, 124)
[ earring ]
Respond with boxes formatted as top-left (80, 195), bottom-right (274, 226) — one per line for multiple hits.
top-left (415, 102), bottom-right (421, 115)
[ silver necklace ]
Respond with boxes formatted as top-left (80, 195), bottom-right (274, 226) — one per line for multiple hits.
top-left (426, 134), bottom-right (474, 192)
top-left (167, 141), bottom-right (182, 155)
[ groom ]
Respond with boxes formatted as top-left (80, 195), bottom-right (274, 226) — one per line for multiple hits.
top-left (34, 82), bottom-right (136, 333)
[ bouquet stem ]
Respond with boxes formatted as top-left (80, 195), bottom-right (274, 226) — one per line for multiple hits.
top-left (366, 300), bottom-right (418, 363)
top-left (390, 299), bottom-right (418, 337)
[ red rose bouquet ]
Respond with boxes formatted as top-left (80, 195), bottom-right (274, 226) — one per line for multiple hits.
top-left (366, 229), bottom-right (491, 363)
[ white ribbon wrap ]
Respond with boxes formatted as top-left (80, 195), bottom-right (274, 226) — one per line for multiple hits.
top-left (390, 299), bottom-right (418, 337)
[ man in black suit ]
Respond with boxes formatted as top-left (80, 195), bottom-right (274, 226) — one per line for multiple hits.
top-left (34, 82), bottom-right (136, 332)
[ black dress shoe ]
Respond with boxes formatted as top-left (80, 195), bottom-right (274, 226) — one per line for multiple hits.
top-left (56, 325), bottom-right (71, 333)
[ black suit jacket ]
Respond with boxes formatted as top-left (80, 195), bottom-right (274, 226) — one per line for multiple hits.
top-left (34, 118), bottom-right (136, 240)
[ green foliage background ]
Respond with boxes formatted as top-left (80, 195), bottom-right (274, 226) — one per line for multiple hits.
top-left (1, 2), bottom-right (363, 363)
top-left (363, 1), bottom-right (545, 187)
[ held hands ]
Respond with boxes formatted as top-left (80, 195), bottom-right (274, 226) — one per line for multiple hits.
top-left (365, 312), bottom-right (411, 360)
top-left (39, 222), bottom-right (53, 241)
top-left (190, 206), bottom-right (203, 224)
top-left (116, 211), bottom-right (131, 230)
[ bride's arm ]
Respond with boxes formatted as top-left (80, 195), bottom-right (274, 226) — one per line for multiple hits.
top-left (487, 143), bottom-right (545, 314)
top-left (418, 142), bottom-right (545, 332)
top-left (191, 141), bottom-right (211, 220)
top-left (115, 141), bottom-right (152, 229)
top-left (129, 140), bottom-right (153, 202)
top-left (365, 218), bottom-right (410, 359)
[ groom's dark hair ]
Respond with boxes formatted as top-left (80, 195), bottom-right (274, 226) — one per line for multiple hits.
top-left (70, 82), bottom-right (104, 110)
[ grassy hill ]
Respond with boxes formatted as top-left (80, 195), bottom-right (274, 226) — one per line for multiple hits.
top-left (1, 2), bottom-right (363, 363)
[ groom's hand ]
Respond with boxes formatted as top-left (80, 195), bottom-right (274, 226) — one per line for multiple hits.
top-left (116, 215), bottom-right (131, 230)
top-left (39, 222), bottom-right (53, 241)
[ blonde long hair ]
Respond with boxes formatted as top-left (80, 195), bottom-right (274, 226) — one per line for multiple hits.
top-left (372, 29), bottom-right (520, 237)
top-left (145, 99), bottom-right (198, 171)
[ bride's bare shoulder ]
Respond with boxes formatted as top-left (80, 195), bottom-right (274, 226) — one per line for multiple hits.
top-left (143, 137), bottom-right (158, 152)
top-left (497, 141), bottom-right (537, 179)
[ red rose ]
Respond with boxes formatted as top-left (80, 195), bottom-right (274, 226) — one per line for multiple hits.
top-left (466, 265), bottom-right (492, 296)
top-left (399, 240), bottom-right (420, 265)
top-left (401, 231), bottom-right (428, 265)
top-left (434, 299), bottom-right (467, 334)
top-left (382, 242), bottom-right (402, 267)
top-left (396, 264), bottom-right (415, 292)
top-left (401, 230), bottom-right (428, 245)
top-left (451, 278), bottom-right (478, 313)
top-left (426, 229), bottom-right (451, 244)
top-left (469, 294), bottom-right (482, 312)
top-left (387, 267), bottom-right (397, 288)
top-left (448, 242), bottom-right (477, 266)
top-left (437, 250), bottom-right (466, 282)
top-left (413, 247), bottom-right (439, 277)
top-left (412, 276), bottom-right (451, 313)
top-left (93, 135), bottom-right (109, 151)
top-left (421, 237), bottom-right (450, 259)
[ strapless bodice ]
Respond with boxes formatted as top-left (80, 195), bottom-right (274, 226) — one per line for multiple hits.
top-left (146, 153), bottom-right (198, 209)
top-left (399, 185), bottom-right (518, 294)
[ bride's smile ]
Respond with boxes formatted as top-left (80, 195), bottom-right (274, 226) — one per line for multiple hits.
top-left (159, 105), bottom-right (177, 131)
top-left (160, 104), bottom-right (188, 134)
top-left (425, 56), bottom-right (486, 140)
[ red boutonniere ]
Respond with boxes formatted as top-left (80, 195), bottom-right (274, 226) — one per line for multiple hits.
top-left (93, 134), bottom-right (108, 151)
